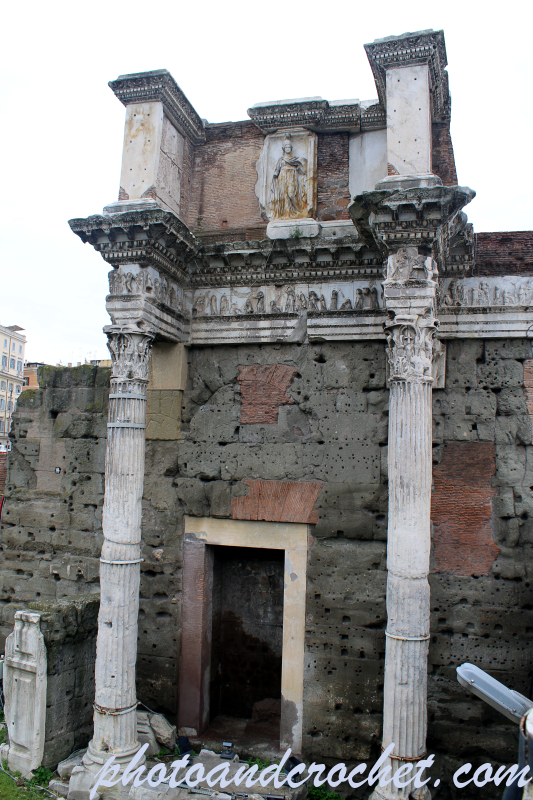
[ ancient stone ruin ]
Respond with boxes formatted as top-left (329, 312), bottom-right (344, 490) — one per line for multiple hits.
top-left (1, 27), bottom-right (533, 800)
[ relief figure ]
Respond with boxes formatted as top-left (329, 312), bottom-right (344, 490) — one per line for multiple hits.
top-left (255, 291), bottom-right (265, 313)
top-left (220, 294), bottom-right (229, 315)
top-left (270, 134), bottom-right (308, 220)
top-left (354, 289), bottom-right (363, 310)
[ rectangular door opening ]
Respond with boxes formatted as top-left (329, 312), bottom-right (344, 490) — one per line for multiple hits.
top-left (208, 545), bottom-right (284, 747)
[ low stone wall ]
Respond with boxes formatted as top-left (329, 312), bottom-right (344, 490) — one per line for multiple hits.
top-left (2, 593), bottom-right (99, 769)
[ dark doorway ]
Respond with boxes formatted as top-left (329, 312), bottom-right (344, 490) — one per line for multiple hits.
top-left (210, 546), bottom-right (284, 721)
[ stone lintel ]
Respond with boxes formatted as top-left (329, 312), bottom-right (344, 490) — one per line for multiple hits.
top-left (108, 69), bottom-right (205, 145)
top-left (364, 29), bottom-right (451, 122)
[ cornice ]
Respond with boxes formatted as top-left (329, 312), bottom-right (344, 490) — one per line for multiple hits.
top-left (247, 97), bottom-right (379, 134)
top-left (108, 69), bottom-right (205, 145)
top-left (364, 29), bottom-right (451, 122)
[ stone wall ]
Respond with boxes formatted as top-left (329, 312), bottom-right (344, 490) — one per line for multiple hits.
top-left (2, 341), bottom-right (533, 793)
top-left (0, 364), bottom-right (109, 647)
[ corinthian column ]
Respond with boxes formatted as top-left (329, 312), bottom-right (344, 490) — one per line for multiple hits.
top-left (373, 308), bottom-right (437, 800)
top-left (70, 324), bottom-right (154, 795)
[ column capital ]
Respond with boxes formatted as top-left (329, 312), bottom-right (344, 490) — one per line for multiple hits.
top-left (104, 325), bottom-right (155, 382)
top-left (385, 314), bottom-right (437, 384)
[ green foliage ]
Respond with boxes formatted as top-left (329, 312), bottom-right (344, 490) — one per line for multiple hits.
top-left (0, 728), bottom-right (7, 745)
top-left (246, 756), bottom-right (273, 771)
top-left (29, 766), bottom-right (53, 787)
top-left (156, 748), bottom-right (170, 758)
top-left (290, 227), bottom-right (303, 239)
top-left (0, 770), bottom-right (48, 800)
top-left (308, 786), bottom-right (344, 800)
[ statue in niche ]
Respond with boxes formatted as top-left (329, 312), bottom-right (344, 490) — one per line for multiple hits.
top-left (220, 294), bottom-right (229, 315)
top-left (270, 134), bottom-right (308, 219)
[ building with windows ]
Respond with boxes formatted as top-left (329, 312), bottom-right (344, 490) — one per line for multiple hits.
top-left (0, 325), bottom-right (26, 450)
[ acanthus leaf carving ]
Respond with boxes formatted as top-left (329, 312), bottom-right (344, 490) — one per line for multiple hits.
top-left (385, 315), bottom-right (437, 383)
top-left (105, 326), bottom-right (155, 382)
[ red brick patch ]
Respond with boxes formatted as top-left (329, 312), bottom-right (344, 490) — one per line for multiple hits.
top-left (231, 478), bottom-right (324, 524)
top-left (431, 442), bottom-right (499, 576)
top-left (238, 364), bottom-right (297, 424)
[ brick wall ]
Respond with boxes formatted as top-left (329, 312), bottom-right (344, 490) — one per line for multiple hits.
top-left (316, 133), bottom-right (351, 221)
top-left (475, 231), bottom-right (533, 276)
top-left (187, 121), bottom-right (267, 239)
top-left (431, 442), bottom-right (499, 575)
top-left (431, 122), bottom-right (458, 186)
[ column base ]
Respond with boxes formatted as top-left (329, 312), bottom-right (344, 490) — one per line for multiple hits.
top-left (370, 782), bottom-right (431, 800)
top-left (68, 739), bottom-right (144, 800)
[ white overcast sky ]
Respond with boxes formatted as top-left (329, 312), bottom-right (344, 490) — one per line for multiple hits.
top-left (1, 0), bottom-right (532, 365)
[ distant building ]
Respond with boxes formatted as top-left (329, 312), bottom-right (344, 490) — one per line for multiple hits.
top-left (23, 362), bottom-right (44, 390)
top-left (0, 325), bottom-right (26, 451)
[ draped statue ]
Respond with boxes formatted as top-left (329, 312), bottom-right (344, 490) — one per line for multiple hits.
top-left (270, 134), bottom-right (308, 219)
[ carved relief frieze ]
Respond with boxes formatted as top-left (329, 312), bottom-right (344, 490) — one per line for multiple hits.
top-left (385, 246), bottom-right (438, 284)
top-left (108, 267), bottom-right (184, 314)
top-left (440, 277), bottom-right (533, 309)
top-left (191, 281), bottom-right (382, 319)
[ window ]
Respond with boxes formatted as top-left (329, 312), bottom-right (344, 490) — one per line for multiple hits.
top-left (3, 339), bottom-right (6, 348)
top-left (0, 399), bottom-right (4, 410)
top-left (0, 381), bottom-right (5, 390)
top-left (8, 383), bottom-right (13, 392)
top-left (9, 358), bottom-right (15, 369)
top-left (0, 421), bottom-right (4, 433)
top-left (23, 377), bottom-right (29, 386)
top-left (1, 356), bottom-right (6, 368)
top-left (18, 345), bottom-right (22, 354)
top-left (11, 343), bottom-right (15, 351)
top-left (7, 400), bottom-right (12, 412)
top-left (15, 385), bottom-right (20, 394)
top-left (17, 360), bottom-right (22, 371)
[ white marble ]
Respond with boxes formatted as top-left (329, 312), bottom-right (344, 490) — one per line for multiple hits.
top-left (349, 129), bottom-right (388, 197)
top-left (117, 102), bottom-right (184, 217)
top-left (266, 219), bottom-right (320, 239)
top-left (4, 611), bottom-right (47, 777)
top-left (385, 65), bottom-right (431, 177)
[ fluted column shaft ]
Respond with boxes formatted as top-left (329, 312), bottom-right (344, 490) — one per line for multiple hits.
top-left (85, 328), bottom-right (154, 768)
top-left (373, 308), bottom-right (437, 800)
